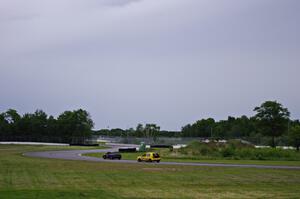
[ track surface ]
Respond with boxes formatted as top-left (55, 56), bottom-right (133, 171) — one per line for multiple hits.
top-left (24, 145), bottom-right (300, 170)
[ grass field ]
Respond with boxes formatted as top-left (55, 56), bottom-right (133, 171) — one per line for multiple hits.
top-left (1, 145), bottom-right (300, 198)
top-left (84, 150), bottom-right (300, 166)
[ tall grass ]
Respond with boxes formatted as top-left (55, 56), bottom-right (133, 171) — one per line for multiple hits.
top-left (178, 140), bottom-right (300, 161)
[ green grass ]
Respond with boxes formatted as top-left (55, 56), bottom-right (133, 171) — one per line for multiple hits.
top-left (1, 145), bottom-right (300, 198)
top-left (84, 150), bottom-right (300, 166)
top-left (177, 140), bottom-right (300, 161)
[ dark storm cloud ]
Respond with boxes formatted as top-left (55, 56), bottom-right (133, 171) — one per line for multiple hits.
top-left (0, 0), bottom-right (300, 130)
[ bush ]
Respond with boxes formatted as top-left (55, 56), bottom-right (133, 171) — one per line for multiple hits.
top-left (179, 141), bottom-right (207, 156)
top-left (221, 147), bottom-right (235, 157)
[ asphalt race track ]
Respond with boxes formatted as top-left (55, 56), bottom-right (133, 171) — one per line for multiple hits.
top-left (24, 145), bottom-right (300, 170)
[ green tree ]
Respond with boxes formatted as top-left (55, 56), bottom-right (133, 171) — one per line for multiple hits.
top-left (144, 124), bottom-right (160, 142)
top-left (181, 124), bottom-right (193, 137)
top-left (0, 112), bottom-right (9, 136)
top-left (1, 109), bottom-right (21, 135)
top-left (4, 109), bottom-right (21, 124)
top-left (17, 110), bottom-right (48, 138)
top-left (254, 101), bottom-right (290, 148)
top-left (18, 113), bottom-right (35, 137)
top-left (135, 123), bottom-right (144, 137)
top-left (32, 110), bottom-right (48, 136)
top-left (57, 109), bottom-right (94, 143)
top-left (289, 125), bottom-right (300, 151)
top-left (46, 115), bottom-right (57, 137)
top-left (193, 118), bottom-right (215, 137)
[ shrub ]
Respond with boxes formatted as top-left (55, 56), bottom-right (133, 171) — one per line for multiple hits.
top-left (221, 147), bottom-right (235, 158)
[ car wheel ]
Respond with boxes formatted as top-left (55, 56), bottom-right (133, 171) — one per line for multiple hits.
top-left (157, 160), bottom-right (160, 163)
top-left (118, 157), bottom-right (121, 160)
top-left (103, 155), bottom-right (106, 159)
top-left (149, 159), bottom-right (152, 162)
top-left (138, 159), bottom-right (142, 162)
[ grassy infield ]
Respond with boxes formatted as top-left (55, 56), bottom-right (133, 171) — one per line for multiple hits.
top-left (85, 150), bottom-right (300, 166)
top-left (1, 145), bottom-right (300, 198)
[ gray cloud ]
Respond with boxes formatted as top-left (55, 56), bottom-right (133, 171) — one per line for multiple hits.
top-left (102, 0), bottom-right (141, 7)
top-left (0, 0), bottom-right (299, 130)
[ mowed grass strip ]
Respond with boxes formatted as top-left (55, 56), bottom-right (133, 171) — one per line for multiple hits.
top-left (1, 145), bottom-right (300, 198)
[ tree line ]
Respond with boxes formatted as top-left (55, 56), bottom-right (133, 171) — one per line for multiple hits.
top-left (1, 101), bottom-right (300, 149)
top-left (0, 109), bottom-right (94, 144)
top-left (95, 101), bottom-right (300, 149)
top-left (96, 123), bottom-right (180, 139)
top-left (181, 101), bottom-right (300, 149)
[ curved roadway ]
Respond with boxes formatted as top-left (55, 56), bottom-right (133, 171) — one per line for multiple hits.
top-left (24, 145), bottom-right (300, 170)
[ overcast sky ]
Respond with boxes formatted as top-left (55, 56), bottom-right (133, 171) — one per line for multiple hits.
top-left (1, 0), bottom-right (299, 130)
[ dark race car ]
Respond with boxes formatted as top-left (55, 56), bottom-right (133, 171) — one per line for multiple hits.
top-left (102, 152), bottom-right (122, 160)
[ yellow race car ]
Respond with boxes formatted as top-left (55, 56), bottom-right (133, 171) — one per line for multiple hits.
top-left (137, 152), bottom-right (161, 163)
